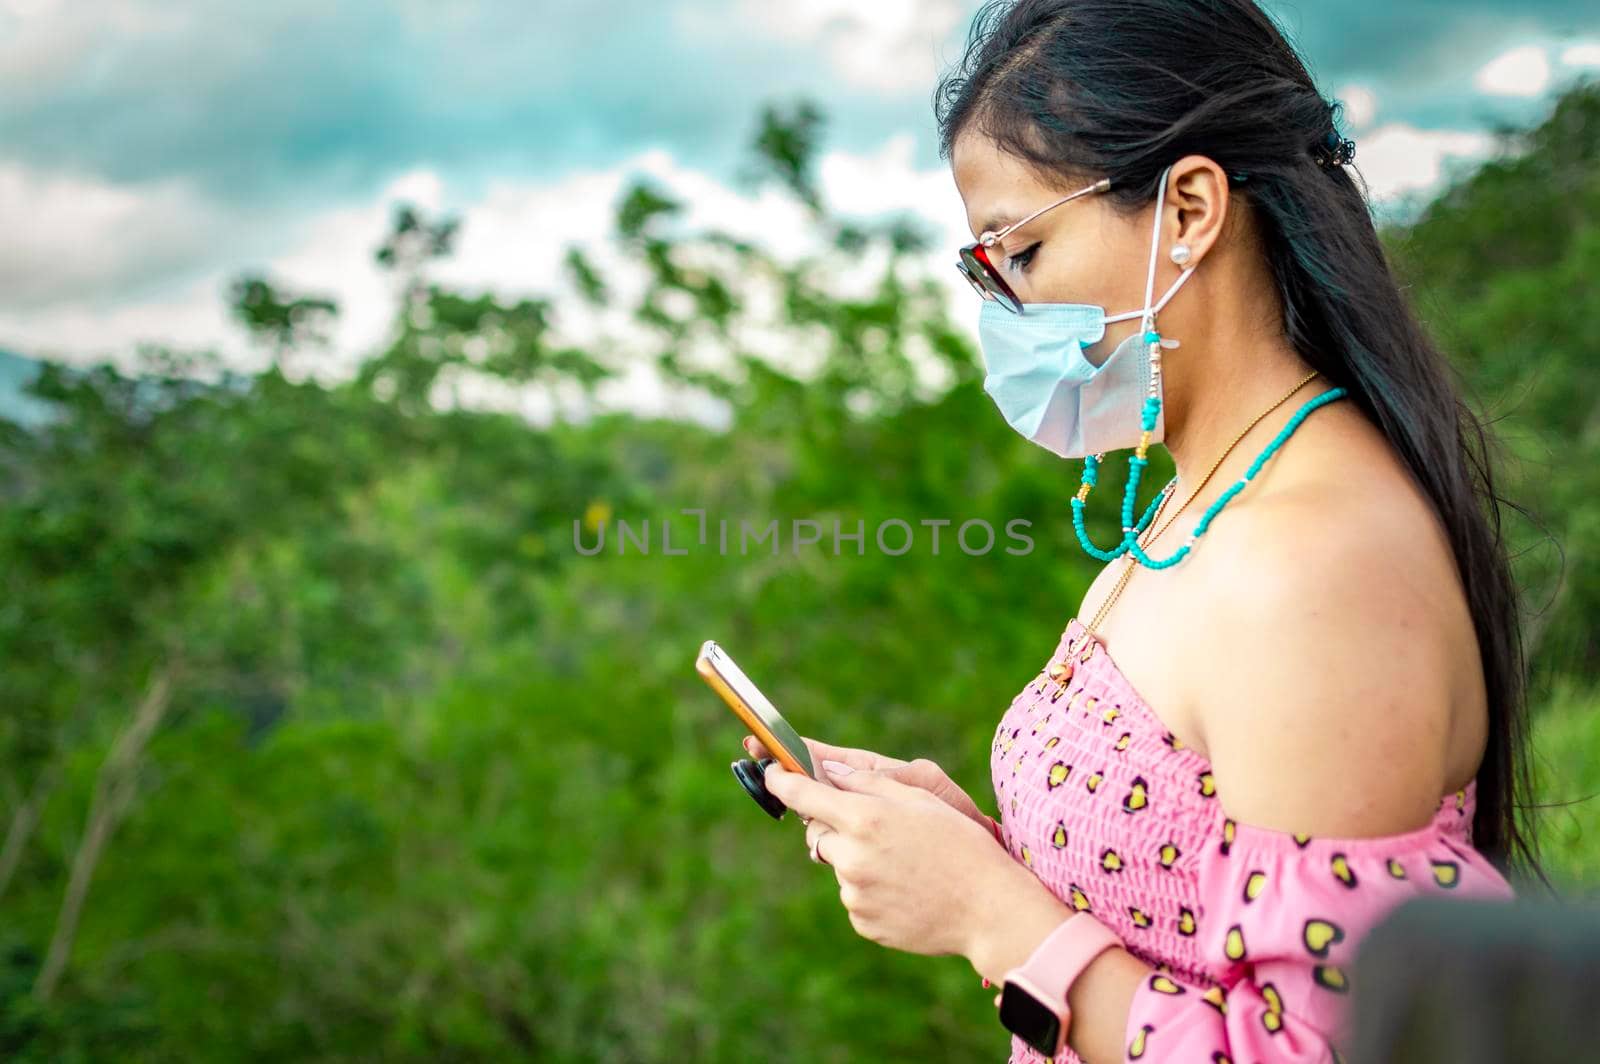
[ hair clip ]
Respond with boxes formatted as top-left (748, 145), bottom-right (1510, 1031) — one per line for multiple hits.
top-left (1312, 130), bottom-right (1356, 169)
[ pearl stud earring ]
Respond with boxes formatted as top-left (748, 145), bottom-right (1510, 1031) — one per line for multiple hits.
top-left (1170, 243), bottom-right (1192, 266)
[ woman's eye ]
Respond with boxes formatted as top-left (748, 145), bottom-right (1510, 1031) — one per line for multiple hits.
top-left (1007, 242), bottom-right (1040, 272)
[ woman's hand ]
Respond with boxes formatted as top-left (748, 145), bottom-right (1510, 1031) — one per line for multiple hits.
top-left (742, 734), bottom-right (989, 829)
top-left (759, 760), bottom-right (1017, 959)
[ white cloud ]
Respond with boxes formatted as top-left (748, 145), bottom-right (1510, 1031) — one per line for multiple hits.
top-left (0, 141), bottom-right (979, 422)
top-left (816, 130), bottom-right (979, 320)
top-left (1474, 44), bottom-right (1552, 98)
top-left (820, 133), bottom-right (955, 218)
top-left (0, 0), bottom-right (187, 102)
top-left (1561, 41), bottom-right (1600, 68)
top-left (1352, 123), bottom-right (1498, 204)
top-left (0, 163), bottom-right (249, 309)
top-left (0, 0), bottom-right (64, 16)
top-left (385, 171), bottom-right (444, 213)
top-left (1334, 84), bottom-right (1379, 132)
top-left (0, 276), bottom-right (242, 372)
top-left (631, 149), bottom-right (821, 262)
top-left (717, 0), bottom-right (965, 94)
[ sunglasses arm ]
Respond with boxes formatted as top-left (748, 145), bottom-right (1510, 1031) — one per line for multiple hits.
top-left (980, 177), bottom-right (1111, 247)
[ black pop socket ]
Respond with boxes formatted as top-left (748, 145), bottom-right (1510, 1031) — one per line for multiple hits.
top-left (731, 756), bottom-right (790, 819)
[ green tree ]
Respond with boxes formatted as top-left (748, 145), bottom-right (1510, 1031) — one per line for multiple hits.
top-left (0, 86), bottom-right (1595, 1062)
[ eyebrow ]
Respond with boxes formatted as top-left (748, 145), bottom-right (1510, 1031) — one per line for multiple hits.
top-left (976, 212), bottom-right (1018, 240)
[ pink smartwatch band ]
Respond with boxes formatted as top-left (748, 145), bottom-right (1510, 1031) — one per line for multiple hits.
top-left (1001, 914), bottom-right (1124, 1043)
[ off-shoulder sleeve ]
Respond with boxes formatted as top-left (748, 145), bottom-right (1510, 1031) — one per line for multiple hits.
top-left (1122, 814), bottom-right (1516, 1062)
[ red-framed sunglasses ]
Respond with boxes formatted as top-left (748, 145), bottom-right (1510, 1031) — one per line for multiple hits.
top-left (956, 176), bottom-right (1110, 314)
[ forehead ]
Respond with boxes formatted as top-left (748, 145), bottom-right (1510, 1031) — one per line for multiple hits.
top-left (950, 128), bottom-right (1066, 240)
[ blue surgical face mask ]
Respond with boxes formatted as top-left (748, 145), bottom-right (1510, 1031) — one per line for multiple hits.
top-left (977, 165), bottom-right (1195, 459)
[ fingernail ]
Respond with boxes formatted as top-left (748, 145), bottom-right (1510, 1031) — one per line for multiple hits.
top-left (822, 759), bottom-right (853, 776)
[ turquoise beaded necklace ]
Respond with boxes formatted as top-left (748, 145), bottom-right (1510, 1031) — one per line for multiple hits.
top-left (1069, 326), bottom-right (1348, 569)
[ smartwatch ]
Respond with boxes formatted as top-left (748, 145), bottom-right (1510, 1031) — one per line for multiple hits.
top-left (998, 914), bottom-right (1124, 1058)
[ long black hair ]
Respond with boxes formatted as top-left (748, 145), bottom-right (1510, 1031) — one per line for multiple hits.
top-left (934, 0), bottom-right (1548, 888)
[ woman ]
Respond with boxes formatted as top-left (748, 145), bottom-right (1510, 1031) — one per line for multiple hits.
top-left (746, 0), bottom-right (1547, 1060)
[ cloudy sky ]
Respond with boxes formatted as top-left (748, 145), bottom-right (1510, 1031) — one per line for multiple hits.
top-left (2, 0), bottom-right (1598, 402)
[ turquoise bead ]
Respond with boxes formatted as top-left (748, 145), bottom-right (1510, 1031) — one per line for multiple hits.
top-left (1070, 477), bottom-right (1170, 562)
top-left (1073, 386), bottom-right (1347, 566)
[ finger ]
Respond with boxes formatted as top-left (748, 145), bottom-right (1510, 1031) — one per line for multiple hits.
top-left (804, 815), bottom-right (840, 850)
top-left (743, 734), bottom-right (791, 759)
top-left (800, 735), bottom-right (911, 772)
top-left (743, 734), bottom-right (907, 774)
top-left (743, 733), bottom-right (814, 765)
top-left (744, 733), bottom-right (812, 767)
top-left (805, 823), bottom-right (850, 869)
top-left (823, 764), bottom-right (935, 803)
top-left (763, 763), bottom-right (864, 829)
top-left (810, 741), bottom-right (907, 773)
top-left (881, 760), bottom-right (966, 809)
top-left (882, 760), bottom-right (941, 790)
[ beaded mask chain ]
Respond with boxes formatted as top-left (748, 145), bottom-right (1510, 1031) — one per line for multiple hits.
top-left (1060, 367), bottom-right (1347, 671)
top-left (1071, 327), bottom-right (1348, 570)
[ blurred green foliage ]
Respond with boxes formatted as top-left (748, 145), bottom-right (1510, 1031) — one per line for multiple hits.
top-left (1, 88), bottom-right (1596, 1060)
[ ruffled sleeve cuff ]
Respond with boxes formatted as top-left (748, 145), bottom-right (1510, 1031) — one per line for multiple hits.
top-left (1121, 808), bottom-right (1515, 1061)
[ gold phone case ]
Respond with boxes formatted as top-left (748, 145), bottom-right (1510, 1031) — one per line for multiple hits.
top-left (696, 639), bottom-right (816, 779)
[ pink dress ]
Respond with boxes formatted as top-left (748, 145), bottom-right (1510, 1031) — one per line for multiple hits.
top-left (986, 616), bottom-right (1516, 1063)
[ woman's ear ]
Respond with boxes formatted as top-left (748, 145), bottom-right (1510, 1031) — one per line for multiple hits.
top-left (1166, 155), bottom-right (1230, 266)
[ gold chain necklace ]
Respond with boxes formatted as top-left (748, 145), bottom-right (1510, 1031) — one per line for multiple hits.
top-left (1072, 367), bottom-right (1323, 654)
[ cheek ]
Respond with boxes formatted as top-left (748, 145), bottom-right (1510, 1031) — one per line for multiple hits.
top-left (1035, 231), bottom-right (1142, 317)
top-left (1033, 255), bottom-right (1111, 307)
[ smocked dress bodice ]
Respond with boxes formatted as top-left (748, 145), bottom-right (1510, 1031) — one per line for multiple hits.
top-left (989, 616), bottom-right (1515, 1063)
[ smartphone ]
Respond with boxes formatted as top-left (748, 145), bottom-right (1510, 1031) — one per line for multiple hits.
top-left (696, 639), bottom-right (817, 780)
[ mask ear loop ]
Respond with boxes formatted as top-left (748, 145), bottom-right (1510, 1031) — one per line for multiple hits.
top-left (1103, 166), bottom-right (1195, 341)
top-left (1147, 266), bottom-right (1195, 342)
top-left (1140, 166), bottom-right (1172, 333)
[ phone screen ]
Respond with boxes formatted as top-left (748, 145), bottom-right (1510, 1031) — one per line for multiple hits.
top-left (698, 640), bottom-right (815, 779)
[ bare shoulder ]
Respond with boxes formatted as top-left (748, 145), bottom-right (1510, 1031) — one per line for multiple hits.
top-left (1178, 465), bottom-right (1466, 838)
